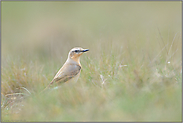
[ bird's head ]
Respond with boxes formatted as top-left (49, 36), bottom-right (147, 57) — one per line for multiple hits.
top-left (68, 47), bottom-right (89, 62)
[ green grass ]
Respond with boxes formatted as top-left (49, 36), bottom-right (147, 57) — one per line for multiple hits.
top-left (1, 1), bottom-right (182, 122)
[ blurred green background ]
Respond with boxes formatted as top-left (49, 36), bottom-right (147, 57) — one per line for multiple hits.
top-left (1, 1), bottom-right (182, 122)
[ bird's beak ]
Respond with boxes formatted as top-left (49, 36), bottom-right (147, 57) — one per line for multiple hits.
top-left (81, 49), bottom-right (89, 52)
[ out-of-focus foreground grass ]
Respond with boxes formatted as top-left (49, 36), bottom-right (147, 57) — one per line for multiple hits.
top-left (1, 1), bottom-right (182, 122)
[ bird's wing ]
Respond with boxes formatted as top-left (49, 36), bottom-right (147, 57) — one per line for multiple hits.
top-left (50, 64), bottom-right (81, 84)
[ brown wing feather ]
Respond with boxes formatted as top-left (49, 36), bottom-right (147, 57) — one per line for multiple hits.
top-left (50, 64), bottom-right (81, 85)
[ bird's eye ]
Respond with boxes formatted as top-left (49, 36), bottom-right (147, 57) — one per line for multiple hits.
top-left (75, 50), bottom-right (79, 53)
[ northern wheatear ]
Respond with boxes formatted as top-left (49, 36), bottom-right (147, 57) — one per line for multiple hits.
top-left (42, 47), bottom-right (89, 92)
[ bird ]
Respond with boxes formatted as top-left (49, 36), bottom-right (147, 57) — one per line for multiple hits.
top-left (41, 47), bottom-right (89, 92)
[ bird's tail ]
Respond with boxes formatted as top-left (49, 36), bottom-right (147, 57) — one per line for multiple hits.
top-left (39, 85), bottom-right (49, 94)
top-left (39, 79), bottom-right (54, 94)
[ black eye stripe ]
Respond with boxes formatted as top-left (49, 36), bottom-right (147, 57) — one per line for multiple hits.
top-left (74, 50), bottom-right (80, 53)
